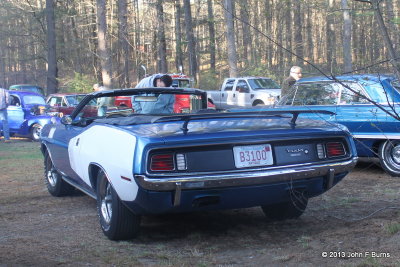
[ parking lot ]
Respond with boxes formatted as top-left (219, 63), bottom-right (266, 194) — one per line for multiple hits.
top-left (0, 140), bottom-right (399, 266)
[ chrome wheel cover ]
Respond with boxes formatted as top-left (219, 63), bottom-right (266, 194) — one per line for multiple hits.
top-left (101, 183), bottom-right (113, 225)
top-left (383, 141), bottom-right (400, 170)
top-left (47, 168), bottom-right (57, 187)
top-left (32, 125), bottom-right (42, 140)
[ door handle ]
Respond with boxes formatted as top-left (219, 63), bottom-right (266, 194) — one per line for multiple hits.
top-left (76, 138), bottom-right (80, 146)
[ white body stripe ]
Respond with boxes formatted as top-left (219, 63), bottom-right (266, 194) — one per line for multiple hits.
top-left (68, 125), bottom-right (138, 201)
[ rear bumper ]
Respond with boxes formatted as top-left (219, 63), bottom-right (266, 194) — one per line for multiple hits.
top-left (134, 157), bottom-right (358, 192)
top-left (126, 171), bottom-right (350, 215)
top-left (129, 157), bottom-right (357, 213)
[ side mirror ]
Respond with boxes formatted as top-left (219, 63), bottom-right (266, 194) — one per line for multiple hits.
top-left (61, 115), bottom-right (72, 125)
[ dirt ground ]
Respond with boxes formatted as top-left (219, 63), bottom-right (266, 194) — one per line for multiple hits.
top-left (0, 139), bottom-right (399, 267)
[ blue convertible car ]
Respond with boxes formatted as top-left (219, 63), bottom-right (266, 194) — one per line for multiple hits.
top-left (1, 91), bottom-right (55, 141)
top-left (40, 87), bottom-right (357, 240)
top-left (276, 74), bottom-right (400, 176)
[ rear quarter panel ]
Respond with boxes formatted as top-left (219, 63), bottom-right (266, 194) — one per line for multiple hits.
top-left (68, 125), bottom-right (139, 201)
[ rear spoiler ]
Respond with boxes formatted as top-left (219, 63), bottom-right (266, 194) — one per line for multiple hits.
top-left (152, 110), bottom-right (335, 134)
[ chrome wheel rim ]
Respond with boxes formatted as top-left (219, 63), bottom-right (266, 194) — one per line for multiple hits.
top-left (392, 144), bottom-right (400, 165)
top-left (383, 141), bottom-right (400, 170)
top-left (47, 168), bottom-right (57, 187)
top-left (101, 183), bottom-right (113, 225)
top-left (33, 125), bottom-right (42, 140)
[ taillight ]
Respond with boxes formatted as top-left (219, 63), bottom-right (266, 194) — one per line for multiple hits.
top-left (326, 142), bottom-right (346, 157)
top-left (150, 154), bottom-right (174, 171)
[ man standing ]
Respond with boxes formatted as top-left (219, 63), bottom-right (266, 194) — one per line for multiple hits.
top-left (0, 87), bottom-right (10, 142)
top-left (281, 66), bottom-right (302, 97)
top-left (133, 74), bottom-right (174, 114)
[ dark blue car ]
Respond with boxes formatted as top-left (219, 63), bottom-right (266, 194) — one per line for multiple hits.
top-left (1, 91), bottom-right (55, 141)
top-left (40, 87), bottom-right (357, 240)
top-left (276, 74), bottom-right (400, 176)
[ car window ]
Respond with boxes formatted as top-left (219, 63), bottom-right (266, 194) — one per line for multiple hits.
top-left (236, 80), bottom-right (249, 93)
top-left (178, 79), bottom-right (190, 88)
top-left (339, 83), bottom-right (369, 104)
top-left (248, 78), bottom-right (280, 90)
top-left (281, 82), bottom-right (339, 106)
top-left (9, 95), bottom-right (21, 106)
top-left (391, 80), bottom-right (400, 91)
top-left (280, 81), bottom-right (369, 106)
top-left (223, 80), bottom-right (235, 91)
top-left (48, 97), bottom-right (62, 106)
top-left (19, 86), bottom-right (45, 96)
top-left (23, 95), bottom-right (46, 105)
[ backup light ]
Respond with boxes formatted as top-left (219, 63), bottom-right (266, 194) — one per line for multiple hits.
top-left (176, 154), bottom-right (187, 170)
top-left (317, 143), bottom-right (326, 159)
top-left (326, 142), bottom-right (346, 157)
top-left (150, 154), bottom-right (174, 171)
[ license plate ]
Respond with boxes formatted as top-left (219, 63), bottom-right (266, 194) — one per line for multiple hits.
top-left (233, 144), bottom-right (273, 168)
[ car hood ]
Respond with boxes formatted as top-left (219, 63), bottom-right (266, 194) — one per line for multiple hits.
top-left (255, 89), bottom-right (281, 95)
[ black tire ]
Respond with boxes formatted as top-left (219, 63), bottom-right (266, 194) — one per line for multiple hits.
top-left (44, 152), bottom-right (75, 197)
top-left (262, 191), bottom-right (308, 221)
top-left (378, 140), bottom-right (400, 177)
top-left (30, 123), bottom-right (42, 141)
top-left (96, 170), bottom-right (141, 240)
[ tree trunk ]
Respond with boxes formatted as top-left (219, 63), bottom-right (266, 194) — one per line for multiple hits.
top-left (293, 0), bottom-right (303, 66)
top-left (372, 0), bottom-right (400, 76)
top-left (96, 0), bottom-right (112, 88)
top-left (342, 0), bottom-right (352, 73)
top-left (156, 0), bottom-right (167, 73)
top-left (174, 0), bottom-right (184, 73)
top-left (284, 0), bottom-right (292, 65)
top-left (90, 0), bottom-right (101, 83)
top-left (223, 0), bottom-right (238, 77)
top-left (118, 0), bottom-right (130, 87)
top-left (264, 0), bottom-right (273, 67)
top-left (326, 0), bottom-right (336, 73)
top-left (306, 6), bottom-right (314, 63)
top-left (239, 0), bottom-right (251, 67)
top-left (183, 0), bottom-right (198, 81)
top-left (207, 0), bottom-right (216, 73)
top-left (46, 0), bottom-right (58, 94)
top-left (354, 0), bottom-right (400, 77)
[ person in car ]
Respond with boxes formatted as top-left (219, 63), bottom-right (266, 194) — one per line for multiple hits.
top-left (133, 74), bottom-right (174, 114)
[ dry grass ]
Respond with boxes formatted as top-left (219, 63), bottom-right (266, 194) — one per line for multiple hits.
top-left (0, 139), bottom-right (399, 266)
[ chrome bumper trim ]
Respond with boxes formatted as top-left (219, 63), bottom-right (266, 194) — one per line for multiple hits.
top-left (135, 157), bottom-right (358, 191)
top-left (353, 134), bottom-right (400, 140)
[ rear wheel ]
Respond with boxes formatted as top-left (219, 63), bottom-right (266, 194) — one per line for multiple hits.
top-left (262, 191), bottom-right (308, 221)
top-left (30, 123), bottom-right (42, 141)
top-left (96, 170), bottom-right (141, 240)
top-left (378, 140), bottom-right (400, 177)
top-left (44, 152), bottom-right (75, 196)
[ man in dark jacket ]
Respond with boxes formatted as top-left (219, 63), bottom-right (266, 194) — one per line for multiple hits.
top-left (281, 66), bottom-right (302, 97)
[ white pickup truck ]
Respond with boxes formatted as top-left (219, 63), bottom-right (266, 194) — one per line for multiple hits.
top-left (207, 77), bottom-right (281, 109)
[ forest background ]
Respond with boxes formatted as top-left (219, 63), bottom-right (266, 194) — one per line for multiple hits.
top-left (0, 0), bottom-right (399, 94)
